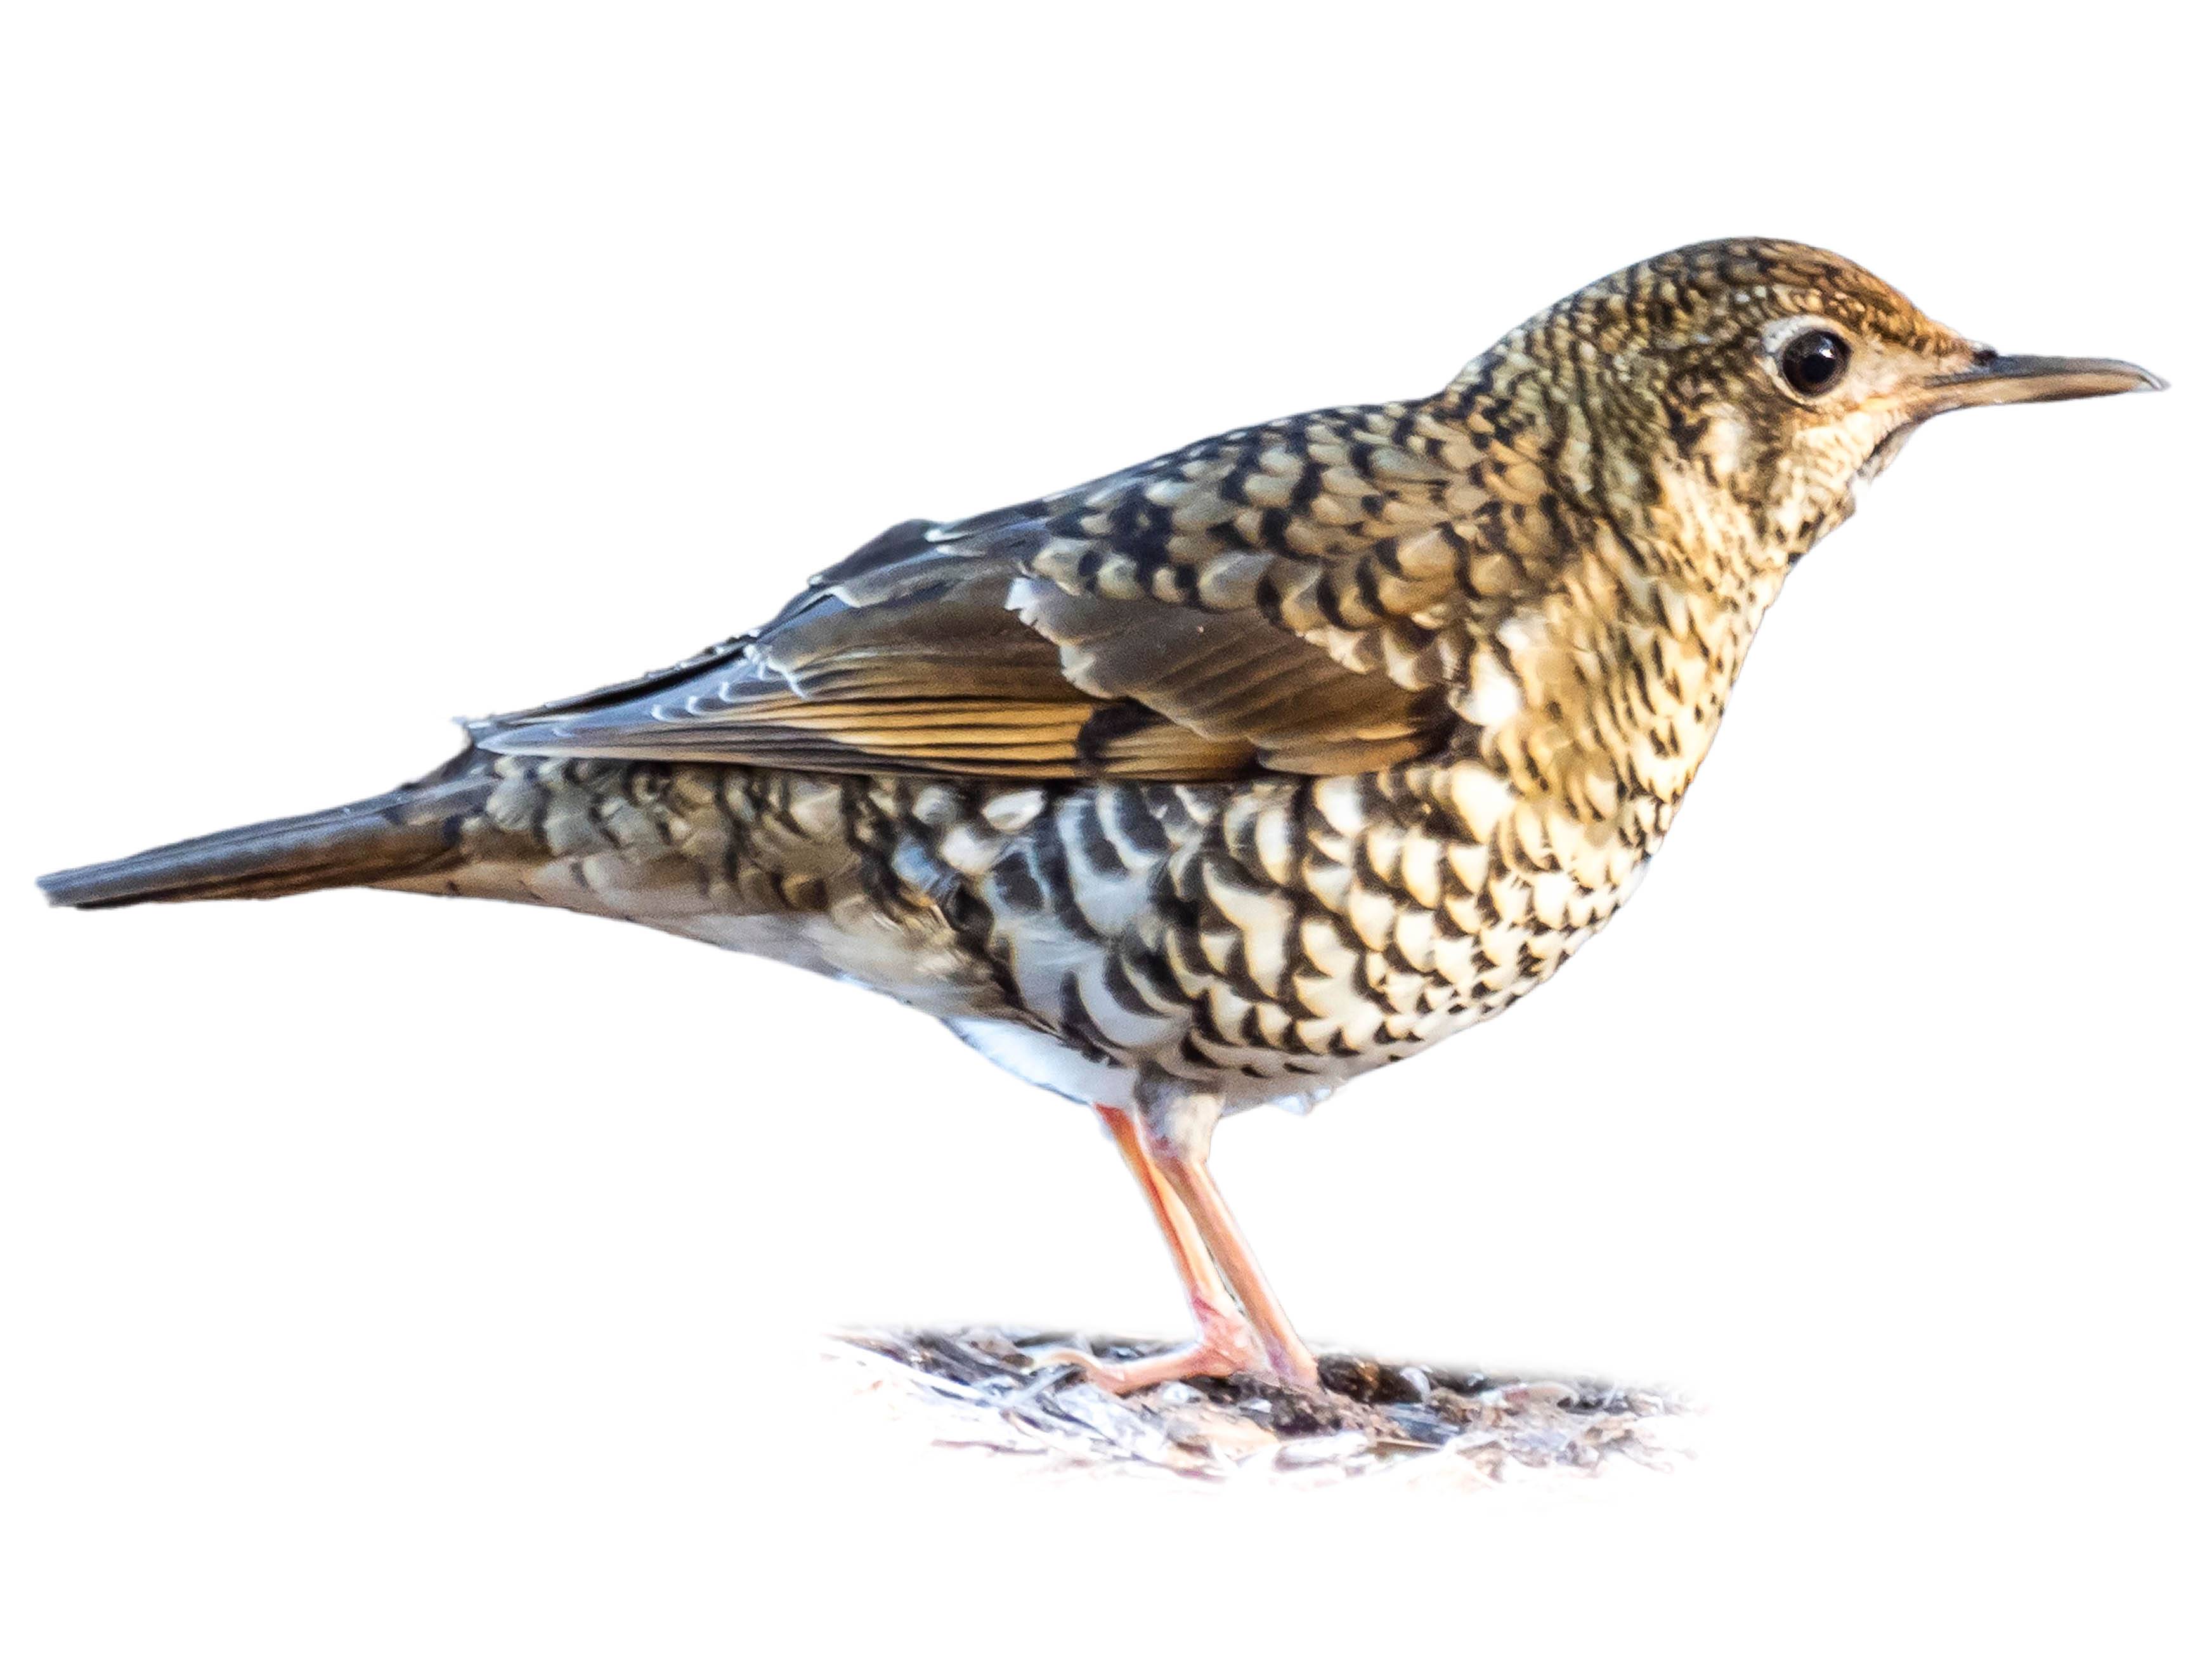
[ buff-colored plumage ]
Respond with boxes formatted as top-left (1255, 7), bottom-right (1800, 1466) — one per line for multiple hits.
top-left (38, 238), bottom-right (2161, 1389)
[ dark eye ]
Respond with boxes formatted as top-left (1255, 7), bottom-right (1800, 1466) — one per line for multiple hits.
top-left (1779, 329), bottom-right (1851, 397)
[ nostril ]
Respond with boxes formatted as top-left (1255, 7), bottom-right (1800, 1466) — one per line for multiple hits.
top-left (1970, 343), bottom-right (2000, 367)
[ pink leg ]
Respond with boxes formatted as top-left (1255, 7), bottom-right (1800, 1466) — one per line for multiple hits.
top-left (1136, 1112), bottom-right (1320, 1391)
top-left (1039, 1105), bottom-right (1265, 1393)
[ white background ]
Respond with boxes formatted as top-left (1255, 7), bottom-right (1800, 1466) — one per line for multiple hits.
top-left (3, 4), bottom-right (2204, 1654)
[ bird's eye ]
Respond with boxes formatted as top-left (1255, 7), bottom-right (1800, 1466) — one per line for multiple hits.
top-left (1779, 329), bottom-right (1851, 398)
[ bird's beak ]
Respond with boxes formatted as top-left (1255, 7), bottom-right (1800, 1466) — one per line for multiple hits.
top-left (1913, 351), bottom-right (2166, 415)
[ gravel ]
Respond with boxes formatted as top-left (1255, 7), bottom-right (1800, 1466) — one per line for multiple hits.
top-left (826, 1327), bottom-right (1689, 1488)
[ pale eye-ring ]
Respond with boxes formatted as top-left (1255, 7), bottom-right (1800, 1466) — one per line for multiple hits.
top-left (1778, 327), bottom-right (1851, 398)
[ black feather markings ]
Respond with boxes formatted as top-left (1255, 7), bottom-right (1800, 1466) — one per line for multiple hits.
top-left (474, 407), bottom-right (1482, 782)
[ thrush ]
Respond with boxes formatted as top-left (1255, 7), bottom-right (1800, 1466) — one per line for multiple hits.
top-left (39, 239), bottom-right (2161, 1393)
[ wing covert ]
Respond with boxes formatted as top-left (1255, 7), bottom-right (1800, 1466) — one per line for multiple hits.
top-left (472, 397), bottom-right (1550, 780)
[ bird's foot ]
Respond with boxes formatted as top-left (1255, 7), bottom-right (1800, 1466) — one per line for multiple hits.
top-left (1035, 1310), bottom-right (1269, 1396)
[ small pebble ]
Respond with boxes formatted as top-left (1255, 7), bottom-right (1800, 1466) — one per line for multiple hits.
top-left (1277, 1430), bottom-right (1371, 1467)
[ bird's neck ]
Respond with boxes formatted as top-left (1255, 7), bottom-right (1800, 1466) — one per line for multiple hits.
top-left (1457, 526), bottom-right (1785, 818)
top-left (1407, 373), bottom-right (1807, 835)
top-left (1441, 358), bottom-right (1811, 592)
top-left (1402, 532), bottom-right (1782, 912)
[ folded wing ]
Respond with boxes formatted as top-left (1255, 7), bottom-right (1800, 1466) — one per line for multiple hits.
top-left (474, 401), bottom-right (1518, 781)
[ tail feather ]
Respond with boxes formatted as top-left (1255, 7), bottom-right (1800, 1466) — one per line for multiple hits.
top-left (37, 764), bottom-right (491, 911)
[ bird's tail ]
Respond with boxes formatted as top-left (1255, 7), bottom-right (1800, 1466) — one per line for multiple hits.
top-left (36, 755), bottom-right (495, 911)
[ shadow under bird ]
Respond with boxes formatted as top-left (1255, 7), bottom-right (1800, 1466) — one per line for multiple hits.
top-left (40, 239), bottom-right (2161, 1393)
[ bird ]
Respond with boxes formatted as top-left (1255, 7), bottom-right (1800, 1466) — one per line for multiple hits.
top-left (39, 238), bottom-right (2161, 1395)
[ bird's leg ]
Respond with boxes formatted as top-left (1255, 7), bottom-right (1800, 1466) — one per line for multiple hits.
top-left (1037, 1103), bottom-right (1265, 1394)
top-left (1134, 1098), bottom-right (1322, 1393)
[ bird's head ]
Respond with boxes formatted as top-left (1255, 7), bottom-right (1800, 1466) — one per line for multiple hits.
top-left (1454, 238), bottom-right (2163, 580)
